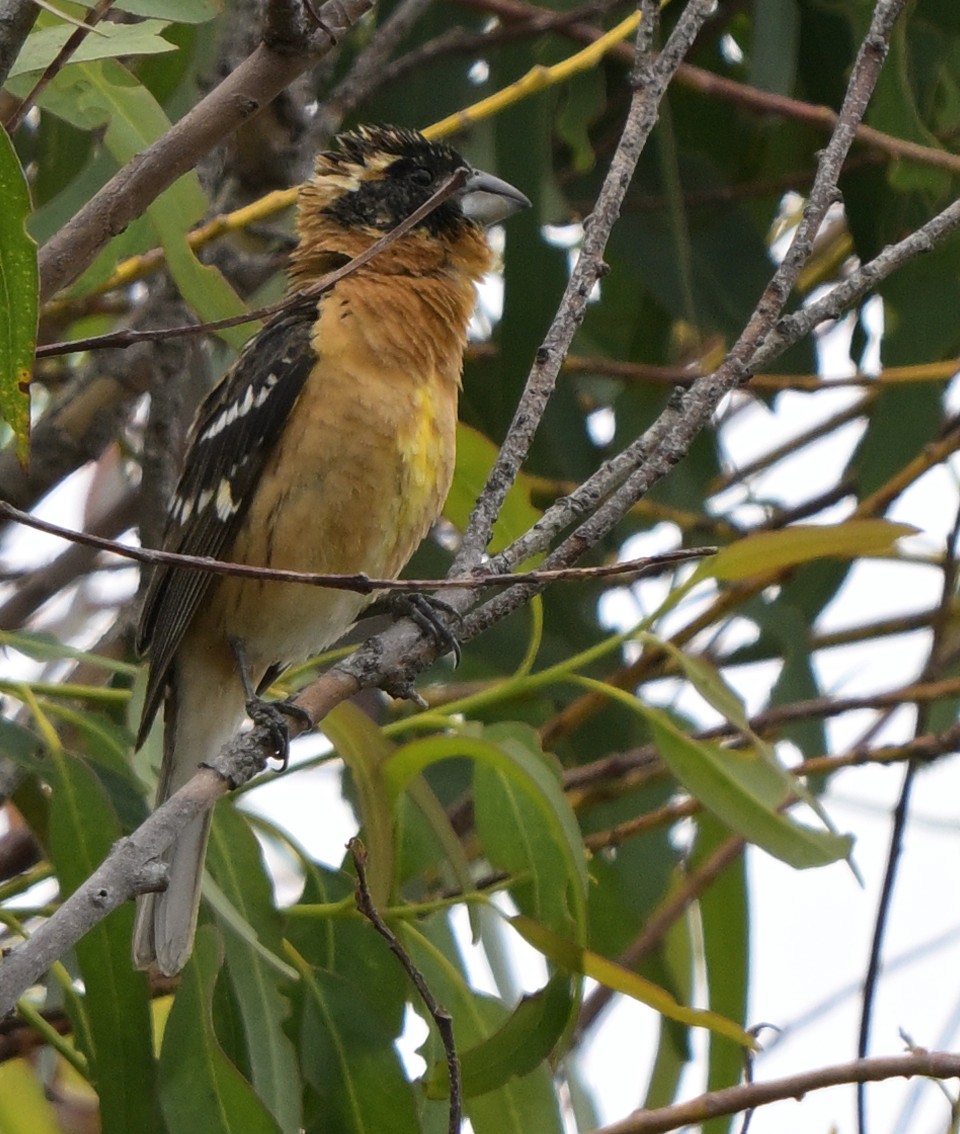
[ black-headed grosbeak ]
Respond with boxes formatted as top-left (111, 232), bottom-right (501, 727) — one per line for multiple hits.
top-left (133, 125), bottom-right (529, 975)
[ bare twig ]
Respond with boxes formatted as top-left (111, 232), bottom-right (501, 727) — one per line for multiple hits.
top-left (594, 1051), bottom-right (960, 1134)
top-left (350, 839), bottom-right (462, 1134)
top-left (449, 0), bottom-right (679, 574)
top-left (443, 0), bottom-right (909, 652)
top-left (0, 498), bottom-right (713, 593)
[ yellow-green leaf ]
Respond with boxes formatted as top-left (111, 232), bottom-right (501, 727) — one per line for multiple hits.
top-left (693, 520), bottom-right (917, 583)
top-left (511, 916), bottom-right (756, 1048)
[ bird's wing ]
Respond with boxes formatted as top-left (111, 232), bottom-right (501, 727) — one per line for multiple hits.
top-left (137, 299), bottom-right (319, 743)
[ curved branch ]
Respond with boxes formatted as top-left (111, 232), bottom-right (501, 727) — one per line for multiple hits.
top-left (38, 0), bottom-right (373, 303)
top-left (595, 1051), bottom-right (960, 1134)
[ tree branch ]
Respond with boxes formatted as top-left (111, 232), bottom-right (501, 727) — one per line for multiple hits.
top-left (37, 0), bottom-right (373, 303)
top-left (594, 1051), bottom-right (960, 1134)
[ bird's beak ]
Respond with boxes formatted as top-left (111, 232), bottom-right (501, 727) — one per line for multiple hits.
top-left (459, 169), bottom-right (531, 226)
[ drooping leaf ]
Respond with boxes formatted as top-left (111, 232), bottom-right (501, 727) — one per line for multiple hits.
top-left (425, 973), bottom-right (573, 1099)
top-left (692, 520), bottom-right (916, 584)
top-left (294, 966), bottom-right (420, 1134)
top-left (207, 805), bottom-right (302, 1134)
top-left (47, 750), bottom-right (161, 1134)
top-left (511, 916), bottom-right (755, 1048)
top-left (159, 928), bottom-right (284, 1134)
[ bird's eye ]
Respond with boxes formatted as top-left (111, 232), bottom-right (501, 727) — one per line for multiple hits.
top-left (410, 166), bottom-right (434, 186)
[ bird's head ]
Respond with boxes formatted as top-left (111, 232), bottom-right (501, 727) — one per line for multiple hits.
top-left (293, 125), bottom-right (529, 280)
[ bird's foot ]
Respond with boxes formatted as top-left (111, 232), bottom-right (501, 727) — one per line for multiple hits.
top-left (245, 696), bottom-right (313, 772)
top-left (389, 592), bottom-right (462, 667)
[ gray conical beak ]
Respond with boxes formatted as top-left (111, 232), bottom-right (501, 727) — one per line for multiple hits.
top-left (459, 169), bottom-right (531, 226)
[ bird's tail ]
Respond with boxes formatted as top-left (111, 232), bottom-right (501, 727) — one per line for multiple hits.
top-left (132, 658), bottom-right (244, 976)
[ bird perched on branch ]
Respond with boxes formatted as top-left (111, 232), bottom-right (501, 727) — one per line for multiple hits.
top-left (133, 125), bottom-right (529, 976)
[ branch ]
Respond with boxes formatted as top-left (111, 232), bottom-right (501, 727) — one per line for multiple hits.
top-left (445, 0), bottom-right (908, 649)
top-left (0, 766), bottom-right (229, 1016)
top-left (0, 499), bottom-right (713, 593)
top-left (449, 0), bottom-right (675, 573)
top-left (594, 1051), bottom-right (960, 1134)
top-left (37, 0), bottom-right (373, 303)
top-left (351, 839), bottom-right (462, 1134)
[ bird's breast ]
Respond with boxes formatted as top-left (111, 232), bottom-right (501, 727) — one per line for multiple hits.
top-left (203, 281), bottom-right (463, 677)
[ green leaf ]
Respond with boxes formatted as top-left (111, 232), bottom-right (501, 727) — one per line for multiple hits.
top-left (9, 20), bottom-right (176, 78)
top-left (511, 916), bottom-right (755, 1048)
top-left (472, 724), bottom-right (585, 939)
top-left (295, 967), bottom-right (420, 1134)
top-left (749, 0), bottom-right (799, 96)
top-left (28, 58), bottom-right (251, 346)
top-left (160, 928), bottom-right (284, 1134)
top-left (697, 816), bottom-right (750, 1134)
top-left (0, 630), bottom-right (137, 674)
top-left (70, 58), bottom-right (253, 348)
top-left (577, 678), bottom-right (852, 869)
top-left (384, 724), bottom-right (588, 939)
top-left (692, 520), bottom-right (916, 583)
top-left (650, 716), bottom-right (850, 869)
top-left (0, 128), bottom-right (36, 465)
top-left (425, 973), bottom-right (572, 1099)
top-left (114, 0), bottom-right (220, 21)
top-left (285, 863), bottom-right (409, 1036)
top-left (637, 631), bottom-right (755, 739)
top-left (208, 806), bottom-right (302, 1134)
top-left (47, 750), bottom-right (161, 1134)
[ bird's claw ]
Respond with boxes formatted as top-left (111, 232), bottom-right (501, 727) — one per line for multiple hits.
top-left (245, 697), bottom-right (312, 771)
top-left (389, 592), bottom-right (462, 666)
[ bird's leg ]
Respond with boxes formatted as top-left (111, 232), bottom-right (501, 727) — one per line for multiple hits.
top-left (229, 638), bottom-right (312, 771)
top-left (387, 592), bottom-right (462, 667)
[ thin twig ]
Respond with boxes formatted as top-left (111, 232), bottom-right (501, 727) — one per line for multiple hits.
top-left (448, 0), bottom-right (910, 674)
top-left (856, 500), bottom-right (960, 1134)
top-left (593, 1051), bottom-right (960, 1134)
top-left (0, 498), bottom-right (713, 592)
top-left (449, 0), bottom-right (677, 575)
top-left (350, 838), bottom-right (462, 1134)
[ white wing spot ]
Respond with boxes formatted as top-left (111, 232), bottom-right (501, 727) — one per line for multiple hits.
top-left (254, 372), bottom-right (279, 408)
top-left (172, 496), bottom-right (193, 525)
top-left (200, 381), bottom-right (261, 442)
top-left (215, 478), bottom-right (238, 521)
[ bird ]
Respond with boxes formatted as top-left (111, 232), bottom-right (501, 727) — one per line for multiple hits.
top-left (132, 124), bottom-right (529, 976)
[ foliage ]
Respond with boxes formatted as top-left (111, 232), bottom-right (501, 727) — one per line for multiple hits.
top-left (1, 1), bottom-right (960, 1132)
